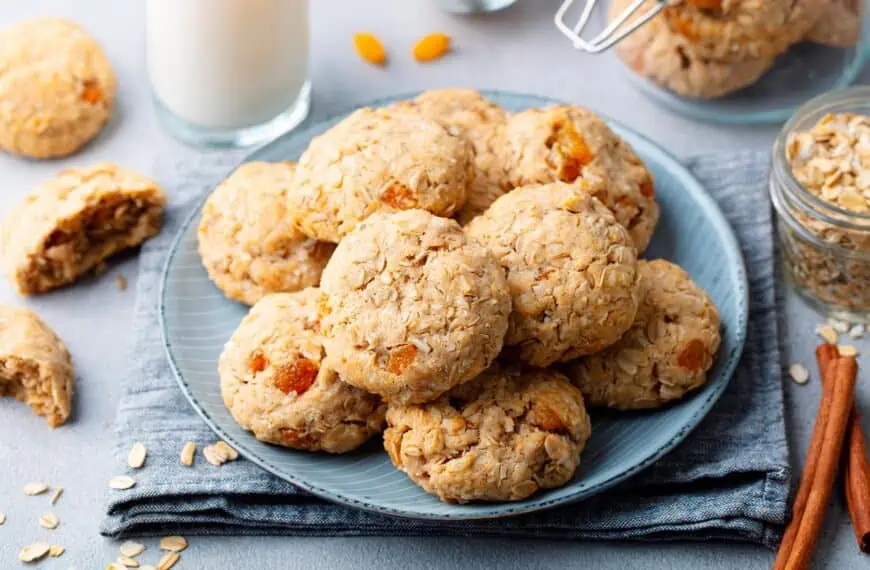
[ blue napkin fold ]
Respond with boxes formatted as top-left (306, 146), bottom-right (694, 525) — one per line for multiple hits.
top-left (102, 151), bottom-right (790, 548)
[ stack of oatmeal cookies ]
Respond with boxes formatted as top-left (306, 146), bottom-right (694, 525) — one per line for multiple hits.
top-left (204, 89), bottom-right (722, 504)
top-left (609, 0), bottom-right (863, 99)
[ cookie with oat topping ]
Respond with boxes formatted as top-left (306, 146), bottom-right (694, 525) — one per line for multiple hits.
top-left (396, 89), bottom-right (511, 224)
top-left (384, 363), bottom-right (591, 503)
top-left (319, 209), bottom-right (511, 405)
top-left (466, 183), bottom-right (641, 367)
top-left (0, 305), bottom-right (74, 427)
top-left (499, 104), bottom-right (659, 252)
top-left (563, 259), bottom-right (720, 410)
top-left (1, 163), bottom-right (165, 294)
top-left (289, 107), bottom-right (474, 243)
top-left (220, 289), bottom-right (385, 453)
top-left (0, 17), bottom-right (116, 159)
top-left (198, 161), bottom-right (335, 306)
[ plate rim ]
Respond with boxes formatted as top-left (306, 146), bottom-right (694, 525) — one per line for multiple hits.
top-left (158, 89), bottom-right (749, 521)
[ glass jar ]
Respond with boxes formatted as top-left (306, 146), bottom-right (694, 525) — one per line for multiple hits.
top-left (146, 0), bottom-right (311, 148)
top-left (598, 0), bottom-right (868, 125)
top-left (770, 86), bottom-right (870, 323)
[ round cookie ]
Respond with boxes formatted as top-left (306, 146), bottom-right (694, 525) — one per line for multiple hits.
top-left (198, 161), bottom-right (335, 306)
top-left (499, 104), bottom-right (659, 252)
top-left (319, 209), bottom-right (511, 405)
top-left (219, 289), bottom-right (385, 453)
top-left (384, 364), bottom-right (591, 503)
top-left (289, 107), bottom-right (474, 243)
top-left (466, 184), bottom-right (641, 366)
top-left (397, 89), bottom-right (510, 224)
top-left (563, 259), bottom-right (721, 410)
top-left (612, 1), bottom-right (777, 100)
top-left (0, 18), bottom-right (116, 159)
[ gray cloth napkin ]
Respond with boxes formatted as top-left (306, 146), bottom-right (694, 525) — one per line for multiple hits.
top-left (102, 151), bottom-right (790, 548)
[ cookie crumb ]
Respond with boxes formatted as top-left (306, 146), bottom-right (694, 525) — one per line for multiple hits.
top-left (179, 442), bottom-right (196, 466)
top-left (115, 274), bottom-right (127, 291)
top-left (203, 442), bottom-right (237, 466)
top-left (788, 363), bottom-right (810, 384)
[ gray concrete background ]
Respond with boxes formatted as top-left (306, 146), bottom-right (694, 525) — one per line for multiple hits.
top-left (0, 1), bottom-right (869, 568)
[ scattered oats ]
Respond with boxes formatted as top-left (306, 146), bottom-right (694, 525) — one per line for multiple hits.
top-left (828, 318), bottom-right (850, 333)
top-left (108, 476), bottom-right (136, 490)
top-left (789, 363), bottom-right (810, 385)
top-left (140, 566), bottom-right (157, 570)
top-left (49, 544), bottom-right (65, 557)
top-left (838, 344), bottom-right (860, 357)
top-left (118, 555), bottom-right (139, 567)
top-left (50, 487), bottom-right (63, 505)
top-left (156, 551), bottom-right (180, 570)
top-left (215, 441), bottom-right (238, 461)
top-left (115, 275), bottom-right (128, 291)
top-left (849, 324), bottom-right (865, 339)
top-left (815, 323), bottom-right (839, 345)
top-left (0, 510), bottom-right (5, 525)
top-left (23, 482), bottom-right (48, 496)
top-left (127, 442), bottom-right (147, 469)
top-left (179, 442), bottom-right (196, 466)
top-left (159, 535), bottom-right (188, 552)
top-left (119, 541), bottom-right (146, 558)
top-left (39, 512), bottom-right (59, 529)
top-left (18, 542), bottom-right (50, 562)
top-left (107, 563), bottom-right (127, 570)
top-left (202, 444), bottom-right (223, 466)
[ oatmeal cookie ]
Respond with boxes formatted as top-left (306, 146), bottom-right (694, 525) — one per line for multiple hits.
top-left (0, 305), bottom-right (73, 427)
top-left (289, 107), bottom-right (473, 242)
top-left (612, 0), bottom-right (778, 99)
top-left (563, 259), bottom-right (720, 410)
top-left (467, 184), bottom-right (640, 366)
top-left (499, 105), bottom-right (658, 252)
top-left (806, 0), bottom-right (862, 48)
top-left (319, 209), bottom-right (511, 404)
top-left (198, 161), bottom-right (335, 305)
top-left (384, 364), bottom-right (591, 503)
top-left (397, 89), bottom-right (510, 224)
top-left (1, 163), bottom-right (166, 294)
top-left (0, 17), bottom-right (116, 159)
top-left (220, 289), bottom-right (385, 453)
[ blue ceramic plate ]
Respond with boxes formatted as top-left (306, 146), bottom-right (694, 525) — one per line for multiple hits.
top-left (160, 91), bottom-right (748, 520)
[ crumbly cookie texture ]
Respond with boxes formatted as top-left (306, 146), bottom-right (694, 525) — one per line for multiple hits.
top-left (289, 107), bottom-right (473, 243)
top-left (0, 17), bottom-right (116, 159)
top-left (397, 89), bottom-right (511, 224)
top-left (384, 364), bottom-right (591, 503)
top-left (499, 105), bottom-right (658, 252)
top-left (320, 209), bottom-right (511, 405)
top-left (220, 289), bottom-right (385, 453)
top-left (467, 184), bottom-right (640, 366)
top-left (1, 163), bottom-right (165, 294)
top-left (563, 260), bottom-right (720, 410)
top-left (806, 0), bottom-right (862, 48)
top-left (611, 0), bottom-right (777, 100)
top-left (0, 305), bottom-right (74, 427)
top-left (198, 161), bottom-right (335, 306)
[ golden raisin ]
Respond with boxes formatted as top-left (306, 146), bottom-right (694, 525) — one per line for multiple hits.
top-left (274, 358), bottom-right (319, 395)
top-left (381, 183), bottom-right (418, 209)
top-left (249, 351), bottom-right (269, 374)
top-left (353, 33), bottom-right (387, 66)
top-left (81, 79), bottom-right (103, 104)
top-left (412, 33), bottom-right (451, 63)
top-left (677, 339), bottom-right (707, 371)
top-left (529, 403), bottom-right (567, 434)
top-left (387, 345), bottom-right (418, 375)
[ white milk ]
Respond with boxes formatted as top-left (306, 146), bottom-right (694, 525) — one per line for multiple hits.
top-left (146, 0), bottom-right (309, 129)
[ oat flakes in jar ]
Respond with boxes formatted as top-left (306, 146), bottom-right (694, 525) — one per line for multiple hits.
top-left (770, 87), bottom-right (870, 322)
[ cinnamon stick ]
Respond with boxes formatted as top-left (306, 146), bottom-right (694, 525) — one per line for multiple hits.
top-left (818, 346), bottom-right (870, 554)
top-left (785, 356), bottom-right (857, 570)
top-left (773, 344), bottom-right (839, 570)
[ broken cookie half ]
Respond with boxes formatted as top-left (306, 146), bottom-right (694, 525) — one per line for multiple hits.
top-left (0, 305), bottom-right (74, 427)
top-left (1, 163), bottom-right (166, 294)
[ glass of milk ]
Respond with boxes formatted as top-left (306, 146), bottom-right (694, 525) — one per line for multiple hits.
top-left (146, 0), bottom-right (311, 148)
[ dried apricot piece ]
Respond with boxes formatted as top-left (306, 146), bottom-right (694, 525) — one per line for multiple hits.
top-left (353, 32), bottom-right (387, 66)
top-left (274, 358), bottom-right (319, 395)
top-left (687, 0), bottom-right (722, 11)
top-left (281, 428), bottom-right (316, 450)
top-left (547, 120), bottom-right (593, 183)
top-left (413, 33), bottom-right (451, 63)
top-left (81, 79), bottom-right (103, 104)
top-left (249, 350), bottom-right (268, 373)
top-left (387, 345), bottom-right (418, 375)
top-left (639, 178), bottom-right (655, 198)
top-left (677, 339), bottom-right (707, 371)
top-left (528, 403), bottom-right (568, 434)
top-left (381, 182), bottom-right (417, 209)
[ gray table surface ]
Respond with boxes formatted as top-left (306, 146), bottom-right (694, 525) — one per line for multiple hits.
top-left (1, 1), bottom-right (869, 568)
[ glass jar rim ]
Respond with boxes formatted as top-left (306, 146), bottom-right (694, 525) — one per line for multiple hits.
top-left (772, 86), bottom-right (870, 228)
